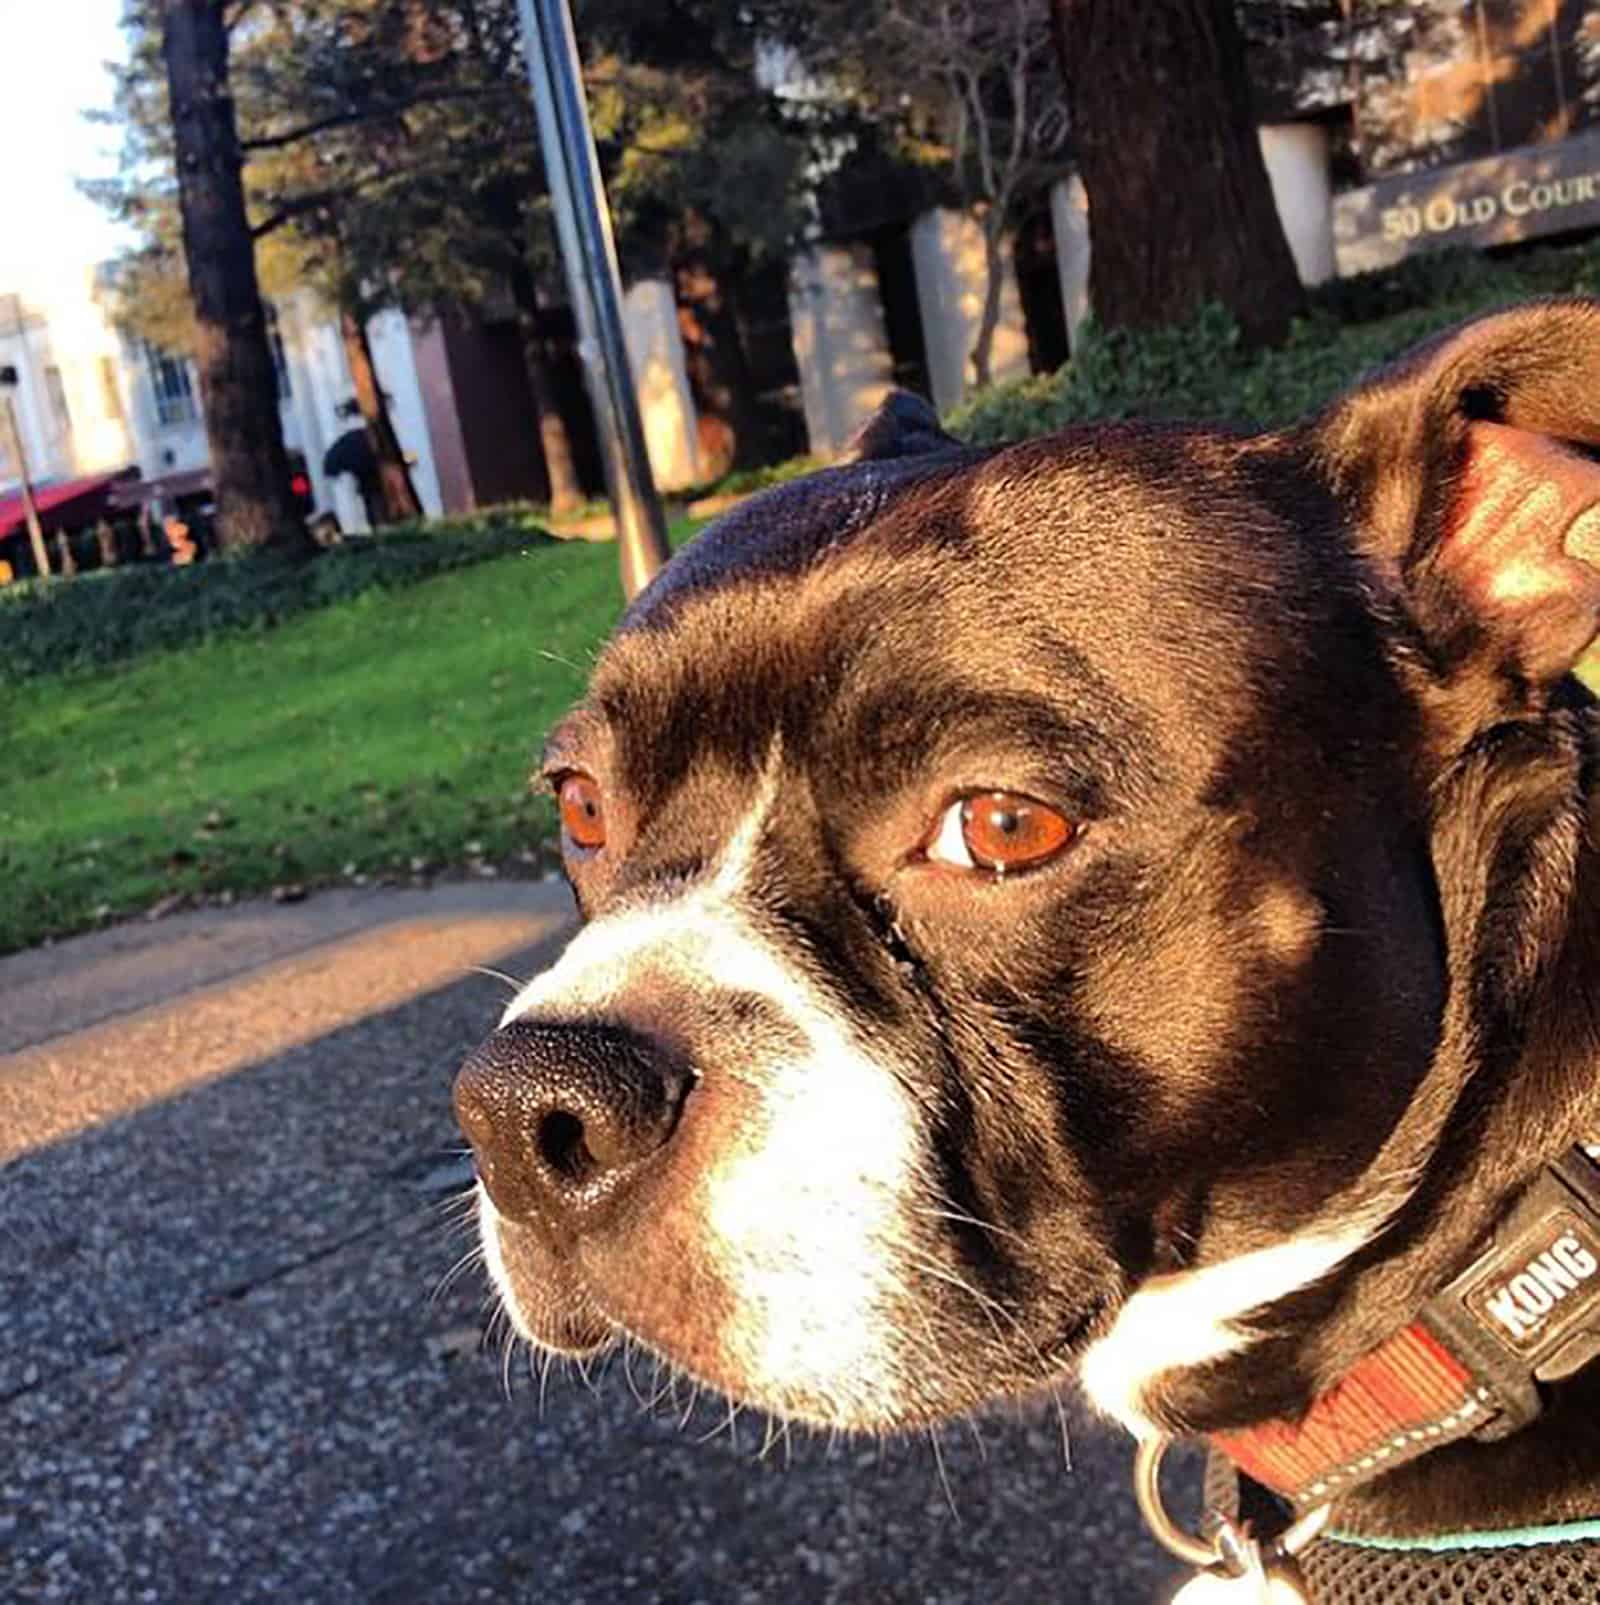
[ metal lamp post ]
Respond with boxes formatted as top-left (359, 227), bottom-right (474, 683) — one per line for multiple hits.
top-left (517, 0), bottom-right (671, 601)
top-left (0, 364), bottom-right (50, 581)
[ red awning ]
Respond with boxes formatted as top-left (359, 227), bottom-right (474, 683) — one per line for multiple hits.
top-left (0, 471), bottom-right (131, 540)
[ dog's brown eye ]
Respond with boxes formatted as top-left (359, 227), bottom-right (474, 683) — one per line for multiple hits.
top-left (926, 792), bottom-right (1074, 875)
top-left (558, 774), bottom-right (606, 852)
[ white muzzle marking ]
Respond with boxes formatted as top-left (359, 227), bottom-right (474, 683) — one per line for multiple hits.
top-left (486, 774), bottom-right (924, 1419)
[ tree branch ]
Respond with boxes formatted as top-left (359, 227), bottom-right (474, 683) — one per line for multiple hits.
top-left (248, 141), bottom-right (510, 237)
top-left (240, 83), bottom-right (513, 154)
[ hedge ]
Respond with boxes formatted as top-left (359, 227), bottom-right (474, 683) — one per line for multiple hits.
top-left (949, 240), bottom-right (1600, 445)
top-left (0, 508), bottom-right (553, 686)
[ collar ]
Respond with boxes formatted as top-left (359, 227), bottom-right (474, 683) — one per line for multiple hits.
top-left (1211, 1142), bottom-right (1600, 1513)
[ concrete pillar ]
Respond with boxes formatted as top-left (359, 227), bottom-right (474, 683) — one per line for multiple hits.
top-left (365, 306), bottom-right (443, 517)
top-left (1049, 175), bottom-right (1092, 352)
top-left (787, 244), bottom-right (896, 460)
top-left (621, 279), bottom-right (701, 491)
top-left (1257, 123), bottom-right (1336, 286)
top-left (409, 316), bottom-right (476, 517)
top-left (909, 208), bottom-right (1030, 414)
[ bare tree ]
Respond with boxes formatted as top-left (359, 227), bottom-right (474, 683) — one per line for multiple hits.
top-left (815, 0), bottom-right (1068, 390)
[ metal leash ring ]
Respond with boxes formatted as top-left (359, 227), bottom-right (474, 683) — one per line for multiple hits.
top-left (1134, 1435), bottom-right (1332, 1576)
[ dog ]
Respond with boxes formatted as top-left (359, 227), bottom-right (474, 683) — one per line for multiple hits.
top-left (455, 301), bottom-right (1600, 1598)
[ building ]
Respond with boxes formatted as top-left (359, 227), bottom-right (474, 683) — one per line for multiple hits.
top-left (0, 270), bottom-right (455, 578)
top-left (1240, 0), bottom-right (1600, 273)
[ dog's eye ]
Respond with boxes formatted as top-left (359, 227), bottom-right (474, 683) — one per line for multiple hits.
top-left (926, 792), bottom-right (1074, 875)
top-left (557, 773), bottom-right (607, 853)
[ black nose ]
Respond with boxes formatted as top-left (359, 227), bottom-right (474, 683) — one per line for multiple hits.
top-left (453, 1019), bottom-right (691, 1229)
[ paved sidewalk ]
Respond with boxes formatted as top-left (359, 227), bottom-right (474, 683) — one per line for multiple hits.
top-left (0, 883), bottom-right (1183, 1603)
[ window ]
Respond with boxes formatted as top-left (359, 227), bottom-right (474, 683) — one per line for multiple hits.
top-left (144, 341), bottom-right (197, 428)
top-left (266, 304), bottom-right (292, 400)
top-left (44, 366), bottom-right (72, 440)
top-left (99, 356), bottom-right (124, 421)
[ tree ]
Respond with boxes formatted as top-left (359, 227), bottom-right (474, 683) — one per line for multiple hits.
top-left (99, 0), bottom-right (587, 517)
top-left (805, 0), bottom-right (1068, 390)
top-left (236, 0), bottom-right (560, 514)
top-left (158, 0), bottom-right (315, 553)
top-left (580, 1), bottom-right (815, 471)
top-left (1050, 0), bottom-right (1306, 347)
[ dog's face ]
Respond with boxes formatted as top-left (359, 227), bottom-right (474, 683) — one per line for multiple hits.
top-left (457, 306), bottom-right (1600, 1441)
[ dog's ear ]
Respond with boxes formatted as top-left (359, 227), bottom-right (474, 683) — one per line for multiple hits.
top-left (1312, 298), bottom-right (1600, 706)
top-left (842, 390), bottom-right (959, 463)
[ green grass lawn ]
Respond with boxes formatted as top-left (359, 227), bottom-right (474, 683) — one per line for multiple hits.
top-left (0, 534), bottom-right (649, 954)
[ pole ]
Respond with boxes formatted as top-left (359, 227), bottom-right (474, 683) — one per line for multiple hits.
top-left (517, 0), bottom-right (670, 601)
top-left (2, 393), bottom-right (49, 581)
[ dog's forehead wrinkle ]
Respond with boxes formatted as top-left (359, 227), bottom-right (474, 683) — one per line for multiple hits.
top-left (619, 451), bottom-right (985, 632)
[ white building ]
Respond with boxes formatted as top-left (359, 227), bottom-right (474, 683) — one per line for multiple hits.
top-left (0, 268), bottom-right (448, 549)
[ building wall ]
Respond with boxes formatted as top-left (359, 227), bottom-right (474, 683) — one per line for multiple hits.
top-left (5, 272), bottom-right (139, 480)
top-left (788, 243), bottom-right (895, 459)
top-left (0, 267), bottom-right (449, 532)
top-left (0, 298), bottom-right (64, 487)
top-left (1258, 123), bottom-right (1337, 286)
top-left (622, 278), bottom-right (701, 492)
top-left (909, 209), bottom-right (1031, 416)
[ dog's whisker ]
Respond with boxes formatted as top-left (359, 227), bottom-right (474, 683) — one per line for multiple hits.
top-left (574, 1350), bottom-right (603, 1396)
top-left (758, 1413), bottom-right (784, 1461)
top-left (469, 963), bottom-right (528, 994)
top-left (424, 1188), bottom-right (482, 1230)
top-left (534, 647), bottom-right (587, 675)
top-left (1052, 1384), bottom-right (1073, 1472)
top-left (678, 1381), bottom-right (702, 1433)
top-left (916, 1199), bottom-right (1030, 1249)
top-left (643, 1353), bottom-right (678, 1415)
top-left (962, 1412), bottom-right (987, 1463)
top-left (925, 1424), bottom-right (960, 1522)
top-left (621, 1338), bottom-right (647, 1410)
top-left (428, 1243), bottom-right (485, 1307)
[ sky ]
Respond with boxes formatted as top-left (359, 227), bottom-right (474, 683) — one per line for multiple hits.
top-left (0, 0), bottom-right (134, 291)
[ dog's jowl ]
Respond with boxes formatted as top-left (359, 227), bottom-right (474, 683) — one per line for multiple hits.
top-left (455, 306), bottom-right (1600, 1570)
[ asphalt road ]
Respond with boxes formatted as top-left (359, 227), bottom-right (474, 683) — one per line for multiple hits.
top-left (0, 882), bottom-right (1189, 1603)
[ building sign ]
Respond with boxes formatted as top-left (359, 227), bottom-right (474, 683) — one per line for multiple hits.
top-left (1334, 129), bottom-right (1600, 276)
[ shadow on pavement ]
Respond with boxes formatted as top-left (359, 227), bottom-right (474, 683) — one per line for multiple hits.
top-left (1, 910), bottom-right (1187, 1604)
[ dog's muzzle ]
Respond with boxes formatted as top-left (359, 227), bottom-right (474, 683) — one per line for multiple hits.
top-left (453, 1019), bottom-right (693, 1231)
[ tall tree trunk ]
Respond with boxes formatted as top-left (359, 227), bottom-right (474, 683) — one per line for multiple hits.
top-left (508, 264), bottom-right (584, 516)
top-left (339, 307), bottom-right (422, 524)
top-left (1050, 0), bottom-right (1305, 348)
top-left (161, 0), bottom-right (314, 556)
top-left (673, 246), bottom-right (761, 476)
top-left (971, 210), bottom-right (1007, 390)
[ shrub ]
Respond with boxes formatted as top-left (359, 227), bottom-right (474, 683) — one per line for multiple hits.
top-left (0, 508), bottom-right (553, 686)
top-left (689, 454), bottom-right (820, 501)
top-left (950, 236), bottom-right (1600, 446)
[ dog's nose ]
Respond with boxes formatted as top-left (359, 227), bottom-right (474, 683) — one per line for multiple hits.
top-left (453, 1019), bottom-right (691, 1228)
